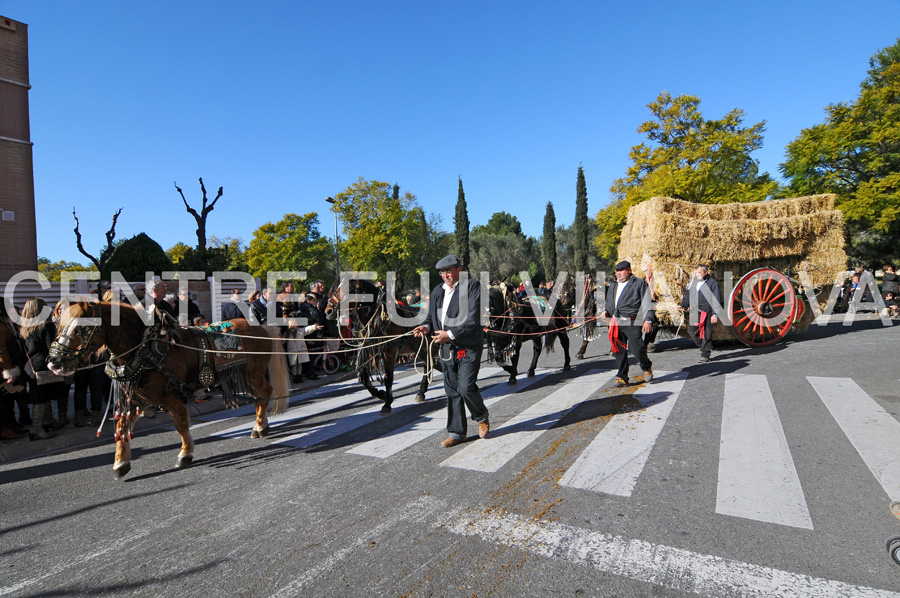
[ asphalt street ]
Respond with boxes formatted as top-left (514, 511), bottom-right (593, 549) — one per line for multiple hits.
top-left (2, 317), bottom-right (899, 597)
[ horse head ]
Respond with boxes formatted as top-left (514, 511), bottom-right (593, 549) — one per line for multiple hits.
top-left (325, 278), bottom-right (381, 329)
top-left (47, 301), bottom-right (106, 376)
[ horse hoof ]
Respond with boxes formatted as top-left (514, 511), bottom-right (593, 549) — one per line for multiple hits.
top-left (250, 426), bottom-right (270, 439)
top-left (575, 353), bottom-right (585, 360)
top-left (176, 455), bottom-right (193, 468)
top-left (113, 463), bottom-right (131, 480)
top-left (563, 363), bottom-right (572, 371)
top-left (527, 370), bottom-right (536, 378)
top-left (380, 404), bottom-right (392, 415)
top-left (413, 394), bottom-right (425, 403)
top-left (507, 378), bottom-right (517, 386)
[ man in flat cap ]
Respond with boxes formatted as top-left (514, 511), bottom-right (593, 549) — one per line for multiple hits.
top-left (677, 265), bottom-right (721, 363)
top-left (413, 255), bottom-right (490, 447)
top-left (600, 260), bottom-right (654, 386)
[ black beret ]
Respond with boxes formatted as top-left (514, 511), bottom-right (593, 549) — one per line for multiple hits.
top-left (435, 255), bottom-right (461, 270)
top-left (614, 260), bottom-right (631, 271)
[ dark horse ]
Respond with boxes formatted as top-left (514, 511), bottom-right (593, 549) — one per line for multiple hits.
top-left (485, 283), bottom-right (572, 384)
top-left (566, 274), bottom-right (605, 359)
top-left (325, 279), bottom-right (437, 414)
top-left (48, 301), bottom-right (290, 479)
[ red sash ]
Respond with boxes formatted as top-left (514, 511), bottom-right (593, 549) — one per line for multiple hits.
top-left (608, 317), bottom-right (626, 353)
top-left (698, 311), bottom-right (708, 339)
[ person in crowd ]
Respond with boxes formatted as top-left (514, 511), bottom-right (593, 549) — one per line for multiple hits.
top-left (220, 288), bottom-right (245, 321)
top-left (247, 289), bottom-right (261, 307)
top-left (882, 263), bottom-right (899, 298)
top-left (176, 288), bottom-right (204, 326)
top-left (882, 291), bottom-right (899, 318)
top-left (678, 265), bottom-right (721, 363)
top-left (599, 260), bottom-right (654, 387)
top-left (192, 315), bottom-right (209, 326)
top-left (844, 273), bottom-right (874, 310)
top-left (250, 286), bottom-right (275, 325)
top-left (413, 255), bottom-right (490, 446)
top-left (0, 301), bottom-right (27, 439)
top-left (147, 279), bottom-right (174, 319)
top-left (20, 297), bottom-right (67, 440)
top-left (49, 300), bottom-right (74, 427)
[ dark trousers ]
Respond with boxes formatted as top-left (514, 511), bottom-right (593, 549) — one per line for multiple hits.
top-left (441, 345), bottom-right (488, 440)
top-left (74, 368), bottom-right (106, 413)
top-left (686, 311), bottom-right (714, 357)
top-left (612, 324), bottom-right (652, 381)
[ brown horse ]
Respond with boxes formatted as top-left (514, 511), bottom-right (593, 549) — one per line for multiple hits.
top-left (47, 301), bottom-right (290, 479)
top-left (325, 279), bottom-right (435, 414)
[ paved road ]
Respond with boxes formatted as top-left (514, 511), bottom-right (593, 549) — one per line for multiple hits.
top-left (2, 319), bottom-right (899, 597)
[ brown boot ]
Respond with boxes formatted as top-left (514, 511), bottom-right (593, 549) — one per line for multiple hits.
top-left (29, 403), bottom-right (57, 441)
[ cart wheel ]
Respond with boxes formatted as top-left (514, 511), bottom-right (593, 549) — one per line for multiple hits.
top-left (728, 268), bottom-right (798, 348)
top-left (887, 536), bottom-right (900, 565)
top-left (322, 354), bottom-right (340, 375)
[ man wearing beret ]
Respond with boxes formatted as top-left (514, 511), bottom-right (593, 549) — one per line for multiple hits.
top-left (599, 260), bottom-right (654, 387)
top-left (413, 255), bottom-right (490, 447)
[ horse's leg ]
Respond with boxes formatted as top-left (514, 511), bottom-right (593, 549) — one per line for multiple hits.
top-left (247, 355), bottom-right (274, 438)
top-left (251, 400), bottom-right (271, 438)
top-left (167, 397), bottom-right (194, 467)
top-left (576, 339), bottom-right (589, 359)
top-left (527, 336), bottom-right (542, 377)
top-left (559, 330), bottom-right (572, 371)
top-left (380, 348), bottom-right (397, 415)
top-left (358, 365), bottom-right (385, 402)
top-left (505, 339), bottom-right (522, 385)
top-left (415, 375), bottom-right (429, 403)
top-left (113, 402), bottom-right (138, 480)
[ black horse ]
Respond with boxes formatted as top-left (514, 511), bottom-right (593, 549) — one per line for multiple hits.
top-left (324, 279), bottom-right (437, 414)
top-left (485, 282), bottom-right (572, 384)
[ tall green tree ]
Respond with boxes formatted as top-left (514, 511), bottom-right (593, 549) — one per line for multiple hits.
top-left (574, 166), bottom-right (590, 272)
top-left (454, 177), bottom-right (471, 269)
top-left (470, 212), bottom-right (540, 282)
top-left (102, 233), bottom-right (173, 280)
top-left (541, 202), bottom-right (557, 281)
top-left (595, 92), bottom-right (778, 259)
top-left (245, 213), bottom-right (332, 282)
top-left (781, 38), bottom-right (900, 264)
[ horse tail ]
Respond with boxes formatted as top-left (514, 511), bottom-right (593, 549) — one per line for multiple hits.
top-left (545, 329), bottom-right (557, 354)
top-left (262, 325), bottom-right (290, 416)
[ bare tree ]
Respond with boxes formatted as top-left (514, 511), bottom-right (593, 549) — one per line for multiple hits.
top-left (175, 177), bottom-right (223, 254)
top-left (73, 207), bottom-right (122, 272)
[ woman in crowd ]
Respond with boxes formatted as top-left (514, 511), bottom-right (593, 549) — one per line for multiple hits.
top-left (20, 297), bottom-right (67, 440)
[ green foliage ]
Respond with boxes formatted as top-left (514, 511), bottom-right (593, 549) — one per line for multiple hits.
top-left (472, 211), bottom-right (523, 237)
top-left (332, 178), bottom-right (446, 288)
top-left (470, 211), bottom-right (540, 282)
top-left (596, 92), bottom-right (778, 259)
top-left (541, 202), bottom-right (557, 281)
top-left (454, 178), bottom-right (471, 269)
top-left (245, 213), bottom-right (332, 283)
top-left (574, 166), bottom-right (590, 272)
top-left (167, 237), bottom-right (248, 275)
top-left (557, 220), bottom-right (612, 277)
top-left (102, 233), bottom-right (173, 281)
top-left (781, 40), bottom-right (900, 264)
top-left (37, 257), bottom-right (96, 282)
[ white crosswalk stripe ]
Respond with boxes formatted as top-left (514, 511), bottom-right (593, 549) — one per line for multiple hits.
top-left (440, 369), bottom-right (616, 473)
top-left (347, 369), bottom-right (554, 458)
top-left (808, 376), bottom-right (900, 501)
top-left (717, 374), bottom-right (812, 529)
top-left (558, 371), bottom-right (687, 497)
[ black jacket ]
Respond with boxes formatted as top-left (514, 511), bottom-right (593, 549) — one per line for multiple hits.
top-left (23, 321), bottom-right (57, 374)
top-left (220, 300), bottom-right (245, 321)
top-left (881, 272), bottom-right (899, 295)
top-left (680, 275), bottom-right (722, 314)
top-left (604, 275), bottom-right (654, 323)
top-left (421, 277), bottom-right (484, 351)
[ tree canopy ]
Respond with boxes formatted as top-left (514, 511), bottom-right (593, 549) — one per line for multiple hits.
top-left (454, 178), bottom-right (471, 269)
top-left (102, 233), bottom-right (173, 280)
top-left (781, 38), bottom-right (900, 264)
top-left (595, 92), bottom-right (777, 259)
top-left (470, 212), bottom-right (540, 282)
top-left (245, 213), bottom-right (332, 282)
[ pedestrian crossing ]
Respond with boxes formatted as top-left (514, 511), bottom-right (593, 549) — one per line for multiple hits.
top-left (207, 365), bottom-right (900, 532)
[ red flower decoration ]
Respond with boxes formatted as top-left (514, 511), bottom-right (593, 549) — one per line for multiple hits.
top-left (456, 349), bottom-right (466, 360)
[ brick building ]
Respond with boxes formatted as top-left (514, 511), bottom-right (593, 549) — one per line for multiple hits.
top-left (0, 15), bottom-right (38, 279)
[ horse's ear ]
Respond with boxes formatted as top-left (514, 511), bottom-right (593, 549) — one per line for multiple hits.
top-left (78, 300), bottom-right (93, 312)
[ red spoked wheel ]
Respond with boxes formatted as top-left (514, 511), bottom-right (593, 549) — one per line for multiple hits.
top-left (728, 268), bottom-right (797, 347)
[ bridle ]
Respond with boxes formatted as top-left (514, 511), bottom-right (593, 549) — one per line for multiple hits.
top-left (49, 303), bottom-right (105, 366)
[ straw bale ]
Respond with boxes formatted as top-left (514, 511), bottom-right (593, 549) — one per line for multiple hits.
top-left (617, 194), bottom-right (848, 342)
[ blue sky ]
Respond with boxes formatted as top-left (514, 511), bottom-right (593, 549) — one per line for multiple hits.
top-left (2, 0), bottom-right (899, 264)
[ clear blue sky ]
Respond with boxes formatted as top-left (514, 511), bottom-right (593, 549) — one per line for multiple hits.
top-left (2, 0), bottom-right (899, 264)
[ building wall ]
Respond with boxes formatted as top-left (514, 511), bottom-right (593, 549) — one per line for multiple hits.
top-left (0, 15), bottom-right (38, 279)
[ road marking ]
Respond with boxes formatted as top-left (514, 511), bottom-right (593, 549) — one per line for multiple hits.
top-left (211, 373), bottom-right (430, 438)
top-left (442, 508), bottom-right (900, 598)
top-left (808, 376), bottom-right (900, 501)
top-left (716, 374), bottom-right (812, 529)
top-left (440, 369), bottom-right (615, 473)
top-left (559, 371), bottom-right (686, 497)
top-left (347, 369), bottom-right (553, 458)
top-left (272, 368), bottom-right (504, 449)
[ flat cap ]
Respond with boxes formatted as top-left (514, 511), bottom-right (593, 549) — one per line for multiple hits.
top-left (435, 255), bottom-right (461, 270)
top-left (614, 260), bottom-right (631, 271)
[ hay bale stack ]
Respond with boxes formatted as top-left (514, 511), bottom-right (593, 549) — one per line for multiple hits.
top-left (617, 194), bottom-right (847, 340)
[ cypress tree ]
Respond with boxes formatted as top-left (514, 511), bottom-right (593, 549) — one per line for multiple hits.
top-left (541, 202), bottom-right (557, 281)
top-left (574, 165), bottom-right (590, 272)
top-left (454, 177), bottom-right (470, 269)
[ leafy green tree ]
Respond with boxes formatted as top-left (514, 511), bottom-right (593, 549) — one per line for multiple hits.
top-left (781, 39), bottom-right (900, 264)
top-left (596, 92), bottom-right (778, 259)
top-left (245, 213), bottom-right (332, 283)
top-left (556, 220), bottom-right (611, 278)
top-left (574, 166), bottom-right (590, 272)
top-left (37, 257), bottom-right (96, 282)
top-left (472, 211), bottom-right (524, 237)
top-left (102, 233), bottom-right (173, 280)
top-left (470, 212), bottom-right (540, 282)
top-left (332, 178), bottom-right (445, 288)
top-left (541, 202), bottom-right (557, 281)
top-left (454, 177), bottom-right (471, 269)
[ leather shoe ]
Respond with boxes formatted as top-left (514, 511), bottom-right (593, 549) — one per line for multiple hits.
top-left (643, 369), bottom-right (653, 382)
top-left (478, 418), bottom-right (490, 439)
top-left (613, 377), bottom-right (628, 388)
top-left (1, 426), bottom-right (25, 440)
top-left (441, 437), bottom-right (463, 448)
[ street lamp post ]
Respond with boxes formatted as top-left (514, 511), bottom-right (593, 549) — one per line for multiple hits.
top-left (325, 197), bottom-right (341, 280)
